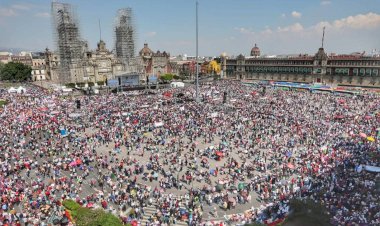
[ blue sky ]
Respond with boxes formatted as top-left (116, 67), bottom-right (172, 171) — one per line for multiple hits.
top-left (0, 0), bottom-right (379, 56)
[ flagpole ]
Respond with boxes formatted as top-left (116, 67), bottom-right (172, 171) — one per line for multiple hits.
top-left (195, 0), bottom-right (199, 102)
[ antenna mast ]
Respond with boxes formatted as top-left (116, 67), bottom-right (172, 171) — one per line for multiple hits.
top-left (322, 26), bottom-right (325, 48)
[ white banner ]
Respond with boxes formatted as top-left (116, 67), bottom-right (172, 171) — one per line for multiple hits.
top-left (211, 112), bottom-right (218, 118)
top-left (154, 121), bottom-right (164, 127)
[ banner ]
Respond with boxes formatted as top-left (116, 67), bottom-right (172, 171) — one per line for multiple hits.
top-left (364, 165), bottom-right (380, 173)
top-left (154, 122), bottom-right (164, 127)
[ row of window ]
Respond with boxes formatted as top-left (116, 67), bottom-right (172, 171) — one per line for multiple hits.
top-left (232, 60), bottom-right (380, 67)
top-left (31, 70), bottom-right (45, 75)
top-left (329, 61), bottom-right (380, 66)
top-left (241, 60), bottom-right (313, 66)
top-left (229, 66), bottom-right (379, 76)
top-left (327, 68), bottom-right (379, 76)
top-left (244, 66), bottom-right (313, 74)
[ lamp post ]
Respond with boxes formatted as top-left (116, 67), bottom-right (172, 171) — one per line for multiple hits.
top-left (195, 0), bottom-right (199, 102)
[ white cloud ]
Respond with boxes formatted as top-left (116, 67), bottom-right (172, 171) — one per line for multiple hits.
top-left (277, 23), bottom-right (304, 32)
top-left (291, 11), bottom-right (302, 18)
top-left (332, 13), bottom-right (380, 29)
top-left (11, 4), bottom-right (32, 11)
top-left (35, 12), bottom-right (50, 18)
top-left (321, 1), bottom-right (331, 6)
top-left (235, 27), bottom-right (254, 35)
top-left (146, 31), bottom-right (157, 37)
top-left (263, 12), bottom-right (380, 35)
top-left (0, 8), bottom-right (17, 17)
top-left (261, 27), bottom-right (273, 35)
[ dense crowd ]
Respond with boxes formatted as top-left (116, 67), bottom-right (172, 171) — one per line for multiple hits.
top-left (0, 81), bottom-right (379, 226)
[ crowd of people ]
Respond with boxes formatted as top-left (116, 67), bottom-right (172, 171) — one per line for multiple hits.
top-left (0, 80), bottom-right (379, 226)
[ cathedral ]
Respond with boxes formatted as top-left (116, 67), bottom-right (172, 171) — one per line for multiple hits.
top-left (45, 40), bottom-right (126, 85)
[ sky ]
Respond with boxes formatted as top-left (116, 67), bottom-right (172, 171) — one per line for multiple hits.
top-left (0, 0), bottom-right (380, 56)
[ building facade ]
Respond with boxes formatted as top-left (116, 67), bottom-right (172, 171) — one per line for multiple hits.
top-left (45, 40), bottom-right (126, 84)
top-left (31, 52), bottom-right (47, 81)
top-left (139, 43), bottom-right (171, 79)
top-left (10, 55), bottom-right (33, 67)
top-left (84, 40), bottom-right (125, 83)
top-left (225, 44), bottom-right (380, 86)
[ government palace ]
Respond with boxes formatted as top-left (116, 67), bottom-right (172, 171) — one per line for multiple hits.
top-left (224, 44), bottom-right (380, 87)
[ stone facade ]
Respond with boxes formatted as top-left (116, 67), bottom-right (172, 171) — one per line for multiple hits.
top-left (225, 47), bottom-right (380, 86)
top-left (83, 40), bottom-right (124, 83)
top-left (31, 52), bottom-right (47, 81)
top-left (139, 43), bottom-right (171, 78)
top-left (45, 40), bottom-right (125, 84)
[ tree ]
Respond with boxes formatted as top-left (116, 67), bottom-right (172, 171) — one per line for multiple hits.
top-left (0, 62), bottom-right (32, 81)
top-left (207, 60), bottom-right (221, 75)
top-left (62, 199), bottom-right (123, 226)
top-left (160, 73), bottom-right (174, 82)
top-left (0, 62), bottom-right (4, 78)
top-left (282, 199), bottom-right (332, 226)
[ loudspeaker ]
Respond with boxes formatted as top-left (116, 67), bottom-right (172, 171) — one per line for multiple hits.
top-left (76, 100), bottom-right (81, 109)
top-left (223, 91), bottom-right (227, 103)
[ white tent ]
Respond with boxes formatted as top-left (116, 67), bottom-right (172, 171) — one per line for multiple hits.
top-left (170, 82), bottom-right (185, 88)
top-left (8, 87), bottom-right (17, 93)
top-left (17, 86), bottom-right (26, 94)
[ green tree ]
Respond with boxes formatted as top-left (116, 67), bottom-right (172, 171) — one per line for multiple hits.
top-left (62, 200), bottom-right (123, 226)
top-left (0, 62), bottom-right (4, 78)
top-left (0, 62), bottom-right (32, 81)
top-left (282, 199), bottom-right (332, 226)
top-left (160, 73), bottom-right (174, 82)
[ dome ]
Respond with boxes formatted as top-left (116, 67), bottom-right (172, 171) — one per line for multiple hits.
top-left (221, 52), bottom-right (227, 57)
top-left (250, 43), bottom-right (260, 57)
top-left (139, 43), bottom-right (153, 57)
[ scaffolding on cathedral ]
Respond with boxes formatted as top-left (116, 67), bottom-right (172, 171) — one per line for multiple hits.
top-left (51, 2), bottom-right (87, 84)
top-left (115, 8), bottom-right (136, 69)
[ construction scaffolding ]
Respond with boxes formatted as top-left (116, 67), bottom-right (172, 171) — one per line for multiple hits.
top-left (51, 2), bottom-right (86, 84)
top-left (115, 8), bottom-right (136, 69)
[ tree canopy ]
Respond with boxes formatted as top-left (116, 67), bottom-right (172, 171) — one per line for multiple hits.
top-left (160, 73), bottom-right (174, 81)
top-left (0, 62), bottom-right (32, 81)
top-left (62, 199), bottom-right (123, 226)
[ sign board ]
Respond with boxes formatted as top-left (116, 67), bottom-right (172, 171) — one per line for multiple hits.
top-left (108, 79), bottom-right (119, 87)
top-left (148, 75), bottom-right (158, 84)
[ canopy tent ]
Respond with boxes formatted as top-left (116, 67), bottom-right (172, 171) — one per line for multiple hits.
top-left (170, 82), bottom-right (185, 88)
top-left (7, 87), bottom-right (17, 93)
top-left (17, 86), bottom-right (26, 94)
